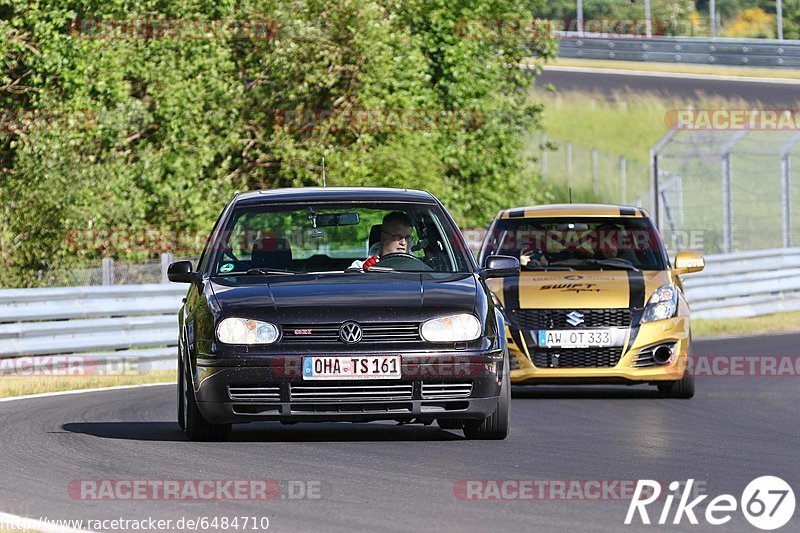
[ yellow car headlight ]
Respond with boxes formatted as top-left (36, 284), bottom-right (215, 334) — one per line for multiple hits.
top-left (641, 285), bottom-right (678, 323)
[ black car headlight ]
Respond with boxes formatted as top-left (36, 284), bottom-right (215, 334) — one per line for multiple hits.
top-left (216, 318), bottom-right (280, 344)
top-left (641, 285), bottom-right (678, 323)
top-left (420, 314), bottom-right (481, 343)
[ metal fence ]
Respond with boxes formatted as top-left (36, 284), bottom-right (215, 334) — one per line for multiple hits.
top-left (0, 284), bottom-right (184, 371)
top-left (684, 247), bottom-right (800, 319)
top-left (0, 249), bottom-right (795, 375)
top-left (557, 34), bottom-right (800, 68)
top-left (652, 129), bottom-right (800, 255)
top-left (30, 253), bottom-right (196, 288)
top-left (533, 134), bottom-right (653, 211)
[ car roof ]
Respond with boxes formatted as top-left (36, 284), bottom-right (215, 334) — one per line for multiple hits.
top-left (234, 187), bottom-right (438, 205)
top-left (497, 203), bottom-right (649, 219)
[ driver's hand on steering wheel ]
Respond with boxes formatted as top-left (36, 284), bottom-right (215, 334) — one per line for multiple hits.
top-left (520, 248), bottom-right (548, 267)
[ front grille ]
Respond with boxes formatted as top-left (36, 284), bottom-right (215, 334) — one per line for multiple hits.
top-left (281, 322), bottom-right (421, 343)
top-left (513, 309), bottom-right (632, 329)
top-left (421, 382), bottom-right (473, 399)
top-left (228, 385), bottom-right (281, 401)
top-left (531, 347), bottom-right (623, 368)
top-left (290, 383), bottom-right (413, 402)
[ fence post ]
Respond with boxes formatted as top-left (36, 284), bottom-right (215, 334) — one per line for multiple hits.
top-left (161, 252), bottom-right (173, 284)
top-left (101, 258), bottom-right (115, 285)
top-left (591, 149), bottom-right (599, 195)
top-left (619, 156), bottom-right (627, 204)
top-left (721, 153), bottom-right (733, 254)
top-left (566, 142), bottom-right (573, 190)
top-left (650, 129), bottom-right (678, 231)
top-left (720, 131), bottom-right (745, 254)
top-left (779, 133), bottom-right (800, 248)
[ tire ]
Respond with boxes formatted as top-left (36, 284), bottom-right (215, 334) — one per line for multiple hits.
top-left (463, 364), bottom-right (510, 440)
top-left (657, 371), bottom-right (695, 399)
top-left (181, 359), bottom-right (231, 441)
top-left (177, 355), bottom-right (185, 431)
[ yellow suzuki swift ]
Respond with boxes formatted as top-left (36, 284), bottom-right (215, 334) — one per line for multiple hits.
top-left (478, 204), bottom-right (704, 398)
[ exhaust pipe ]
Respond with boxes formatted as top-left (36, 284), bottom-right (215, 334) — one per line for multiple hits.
top-left (652, 345), bottom-right (674, 365)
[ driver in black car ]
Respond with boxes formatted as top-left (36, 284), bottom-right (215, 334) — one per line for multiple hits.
top-left (350, 211), bottom-right (415, 270)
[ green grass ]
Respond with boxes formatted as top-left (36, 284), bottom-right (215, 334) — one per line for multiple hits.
top-left (693, 311), bottom-right (800, 339)
top-left (530, 90), bottom-right (759, 164)
top-left (528, 57), bottom-right (800, 81)
top-left (0, 369), bottom-right (176, 399)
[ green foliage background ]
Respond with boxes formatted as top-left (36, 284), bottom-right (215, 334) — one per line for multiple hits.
top-left (0, 0), bottom-right (556, 287)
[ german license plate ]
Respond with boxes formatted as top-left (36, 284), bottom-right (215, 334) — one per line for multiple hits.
top-left (538, 329), bottom-right (613, 348)
top-left (302, 356), bottom-right (401, 380)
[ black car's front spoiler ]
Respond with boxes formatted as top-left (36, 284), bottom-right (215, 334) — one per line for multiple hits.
top-left (192, 350), bottom-right (504, 424)
top-left (198, 397), bottom-right (500, 424)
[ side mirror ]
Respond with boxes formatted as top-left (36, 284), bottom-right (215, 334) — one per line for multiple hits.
top-left (482, 255), bottom-right (520, 278)
top-left (673, 250), bottom-right (704, 275)
top-left (168, 260), bottom-right (195, 283)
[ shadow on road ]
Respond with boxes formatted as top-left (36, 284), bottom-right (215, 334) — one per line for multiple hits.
top-left (62, 421), bottom-right (463, 442)
top-left (511, 386), bottom-right (663, 400)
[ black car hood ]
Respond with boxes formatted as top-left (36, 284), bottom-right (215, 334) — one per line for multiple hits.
top-left (209, 272), bottom-right (478, 323)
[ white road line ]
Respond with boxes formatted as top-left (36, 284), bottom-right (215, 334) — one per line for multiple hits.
top-left (0, 382), bottom-right (174, 403)
top-left (0, 511), bottom-right (95, 533)
top-left (536, 65), bottom-right (800, 85)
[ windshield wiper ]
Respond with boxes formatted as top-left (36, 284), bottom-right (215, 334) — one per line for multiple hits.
top-left (522, 264), bottom-right (575, 271)
top-left (577, 259), bottom-right (639, 271)
top-left (544, 259), bottom-right (639, 271)
top-left (216, 268), bottom-right (296, 276)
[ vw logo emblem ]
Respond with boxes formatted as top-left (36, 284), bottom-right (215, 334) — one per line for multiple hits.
top-left (339, 321), bottom-right (363, 344)
top-left (566, 310), bottom-right (585, 327)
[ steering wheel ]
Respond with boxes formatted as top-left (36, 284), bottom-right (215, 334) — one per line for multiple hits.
top-left (378, 253), bottom-right (433, 271)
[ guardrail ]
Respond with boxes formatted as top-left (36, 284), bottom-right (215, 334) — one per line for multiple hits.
top-left (683, 247), bottom-right (800, 319)
top-left (0, 248), bottom-right (797, 371)
top-left (556, 34), bottom-right (800, 68)
top-left (0, 284), bottom-right (185, 372)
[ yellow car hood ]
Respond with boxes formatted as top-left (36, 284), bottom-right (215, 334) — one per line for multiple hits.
top-left (489, 270), bottom-right (673, 310)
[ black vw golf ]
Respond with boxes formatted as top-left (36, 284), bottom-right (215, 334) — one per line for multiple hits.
top-left (168, 187), bottom-right (518, 441)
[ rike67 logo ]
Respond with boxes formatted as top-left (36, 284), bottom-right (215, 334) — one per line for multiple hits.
top-left (626, 477), bottom-right (795, 530)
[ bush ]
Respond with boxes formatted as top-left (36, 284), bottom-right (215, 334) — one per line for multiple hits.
top-left (0, 0), bottom-right (556, 287)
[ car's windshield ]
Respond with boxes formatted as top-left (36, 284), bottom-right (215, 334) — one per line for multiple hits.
top-left (209, 202), bottom-right (473, 275)
top-left (482, 216), bottom-right (668, 271)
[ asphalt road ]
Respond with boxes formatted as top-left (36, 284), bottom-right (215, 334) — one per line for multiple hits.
top-left (535, 67), bottom-right (800, 106)
top-left (0, 333), bottom-right (798, 532)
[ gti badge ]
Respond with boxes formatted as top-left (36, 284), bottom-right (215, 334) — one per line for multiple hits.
top-left (339, 321), bottom-right (363, 344)
top-left (566, 310), bottom-right (585, 326)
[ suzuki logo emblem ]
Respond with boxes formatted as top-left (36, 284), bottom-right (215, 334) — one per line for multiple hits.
top-left (339, 322), bottom-right (363, 344)
top-left (566, 310), bottom-right (585, 326)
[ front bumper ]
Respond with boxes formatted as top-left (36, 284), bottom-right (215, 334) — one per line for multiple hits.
top-left (506, 316), bottom-right (691, 384)
top-left (191, 350), bottom-right (504, 424)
